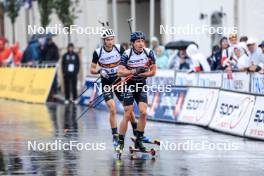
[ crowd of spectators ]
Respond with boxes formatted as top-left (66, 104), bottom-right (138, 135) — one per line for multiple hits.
top-left (151, 33), bottom-right (264, 73)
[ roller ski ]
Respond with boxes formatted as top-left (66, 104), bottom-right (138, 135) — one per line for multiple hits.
top-left (131, 136), bottom-right (160, 146)
top-left (129, 146), bottom-right (156, 160)
top-left (129, 134), bottom-right (156, 160)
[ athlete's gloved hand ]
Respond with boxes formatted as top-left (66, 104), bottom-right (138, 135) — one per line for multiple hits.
top-left (97, 69), bottom-right (109, 79)
top-left (131, 67), bottom-right (147, 75)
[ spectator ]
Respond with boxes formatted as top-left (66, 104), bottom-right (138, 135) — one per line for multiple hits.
top-left (240, 36), bottom-right (248, 43)
top-left (155, 46), bottom-right (169, 69)
top-left (228, 33), bottom-right (238, 63)
top-left (186, 44), bottom-right (211, 72)
top-left (259, 41), bottom-right (264, 54)
top-left (247, 38), bottom-right (264, 72)
top-left (121, 42), bottom-right (129, 50)
top-left (40, 37), bottom-right (60, 98)
top-left (207, 45), bottom-right (220, 71)
top-left (0, 37), bottom-right (11, 66)
top-left (21, 35), bottom-right (41, 66)
top-left (214, 37), bottom-right (229, 70)
top-left (10, 42), bottom-right (22, 66)
top-left (150, 36), bottom-right (159, 50)
top-left (228, 33), bottom-right (238, 47)
top-left (62, 43), bottom-right (80, 104)
top-left (233, 43), bottom-right (251, 71)
top-left (169, 49), bottom-right (191, 71)
top-left (40, 37), bottom-right (59, 63)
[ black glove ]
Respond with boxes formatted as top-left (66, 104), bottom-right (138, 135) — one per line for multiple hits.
top-left (256, 66), bottom-right (262, 72)
top-left (131, 67), bottom-right (147, 75)
top-left (137, 67), bottom-right (147, 74)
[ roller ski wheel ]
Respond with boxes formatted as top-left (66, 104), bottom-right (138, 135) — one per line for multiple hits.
top-left (129, 146), bottom-right (156, 160)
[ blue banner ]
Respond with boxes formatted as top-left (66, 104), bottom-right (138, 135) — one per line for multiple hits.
top-left (147, 87), bottom-right (188, 122)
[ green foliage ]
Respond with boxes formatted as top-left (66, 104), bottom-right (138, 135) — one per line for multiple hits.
top-left (5, 0), bottom-right (20, 24)
top-left (54, 0), bottom-right (79, 29)
top-left (38, 0), bottom-right (55, 27)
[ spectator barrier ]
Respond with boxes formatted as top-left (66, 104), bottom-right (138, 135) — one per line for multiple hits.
top-left (222, 72), bottom-right (251, 92)
top-left (0, 65), bottom-right (57, 103)
top-left (198, 72), bottom-right (222, 88)
top-left (81, 70), bottom-right (264, 140)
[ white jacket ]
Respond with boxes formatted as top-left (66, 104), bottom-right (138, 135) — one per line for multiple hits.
top-left (186, 44), bottom-right (211, 72)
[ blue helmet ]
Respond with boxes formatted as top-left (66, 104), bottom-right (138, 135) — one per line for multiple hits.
top-left (130, 31), bottom-right (145, 42)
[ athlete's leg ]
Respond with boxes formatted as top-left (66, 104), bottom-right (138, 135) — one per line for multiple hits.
top-left (134, 90), bottom-right (148, 151)
top-left (129, 110), bottom-right (136, 123)
top-left (115, 83), bottom-right (138, 133)
top-left (114, 89), bottom-right (137, 134)
top-left (130, 111), bottom-right (138, 136)
top-left (105, 99), bottom-right (117, 131)
top-left (105, 98), bottom-right (119, 147)
top-left (136, 102), bottom-right (147, 131)
top-left (119, 105), bottom-right (133, 135)
top-left (102, 78), bottom-right (119, 147)
top-left (116, 90), bottom-right (134, 152)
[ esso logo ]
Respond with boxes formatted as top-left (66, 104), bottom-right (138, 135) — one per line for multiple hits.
top-left (254, 110), bottom-right (264, 126)
top-left (219, 103), bottom-right (239, 116)
top-left (186, 99), bottom-right (204, 110)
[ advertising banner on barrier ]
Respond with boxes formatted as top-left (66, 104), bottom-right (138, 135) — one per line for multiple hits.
top-left (198, 72), bottom-right (222, 88)
top-left (222, 72), bottom-right (250, 92)
top-left (147, 87), bottom-right (188, 122)
top-left (147, 69), bottom-right (175, 85)
top-left (175, 72), bottom-right (198, 86)
top-left (0, 67), bottom-right (15, 98)
top-left (209, 91), bottom-right (255, 136)
top-left (250, 73), bottom-right (264, 94)
top-left (245, 96), bottom-right (264, 140)
top-left (177, 88), bottom-right (219, 126)
top-left (0, 67), bottom-right (56, 103)
top-left (8, 67), bottom-right (35, 101)
top-left (24, 68), bottom-right (57, 103)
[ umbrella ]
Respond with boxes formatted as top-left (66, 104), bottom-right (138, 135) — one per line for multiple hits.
top-left (165, 40), bottom-right (197, 50)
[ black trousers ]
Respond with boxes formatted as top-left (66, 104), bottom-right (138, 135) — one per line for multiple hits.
top-left (64, 74), bottom-right (78, 100)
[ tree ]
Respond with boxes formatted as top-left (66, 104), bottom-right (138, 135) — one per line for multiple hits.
top-left (54, 0), bottom-right (79, 43)
top-left (5, 0), bottom-right (21, 43)
top-left (37, 0), bottom-right (54, 27)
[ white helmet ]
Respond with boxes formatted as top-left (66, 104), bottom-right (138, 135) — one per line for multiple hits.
top-left (100, 28), bottom-right (115, 39)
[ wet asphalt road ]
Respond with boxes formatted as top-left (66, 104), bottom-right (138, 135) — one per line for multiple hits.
top-left (0, 99), bottom-right (264, 176)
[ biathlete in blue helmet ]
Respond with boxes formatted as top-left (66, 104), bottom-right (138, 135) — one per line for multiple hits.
top-left (116, 31), bottom-right (157, 152)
